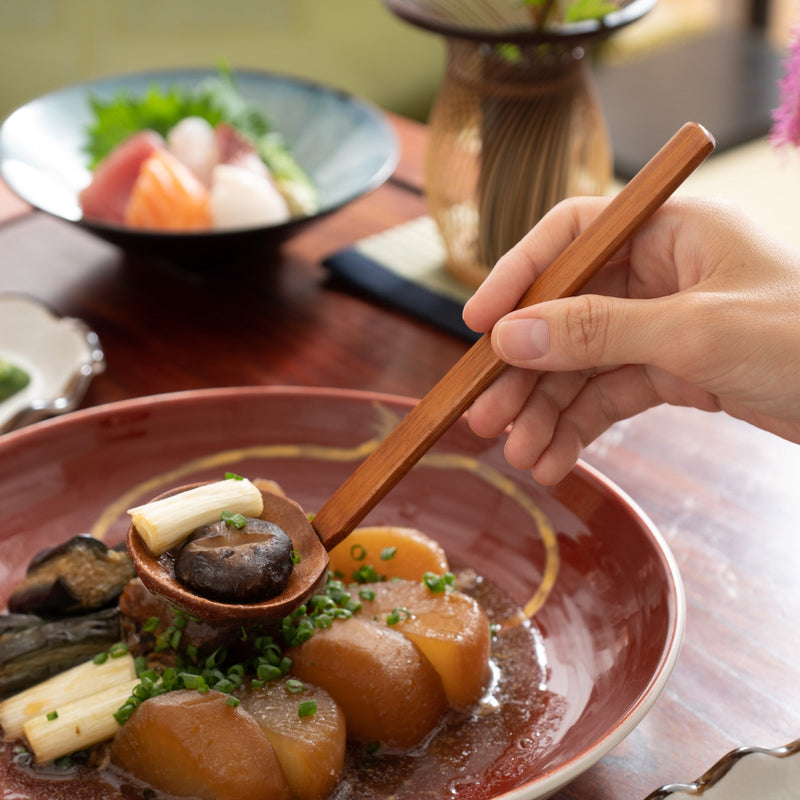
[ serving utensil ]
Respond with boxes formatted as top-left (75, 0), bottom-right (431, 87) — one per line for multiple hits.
top-left (128, 121), bottom-right (715, 623)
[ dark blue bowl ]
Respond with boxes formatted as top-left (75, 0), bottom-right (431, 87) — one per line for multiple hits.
top-left (0, 68), bottom-right (399, 265)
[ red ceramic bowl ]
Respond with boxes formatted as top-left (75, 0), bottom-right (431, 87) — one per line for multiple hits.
top-left (0, 386), bottom-right (684, 800)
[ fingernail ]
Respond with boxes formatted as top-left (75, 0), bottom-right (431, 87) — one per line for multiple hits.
top-left (495, 318), bottom-right (550, 361)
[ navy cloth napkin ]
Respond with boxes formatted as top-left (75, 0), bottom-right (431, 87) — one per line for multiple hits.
top-left (323, 216), bottom-right (480, 342)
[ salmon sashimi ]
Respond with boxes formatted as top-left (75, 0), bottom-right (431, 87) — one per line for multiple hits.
top-left (79, 131), bottom-right (164, 224)
top-left (124, 149), bottom-right (211, 232)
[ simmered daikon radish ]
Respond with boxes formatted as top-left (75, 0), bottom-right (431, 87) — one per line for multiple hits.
top-left (237, 677), bottom-right (345, 800)
top-left (359, 580), bottom-right (492, 709)
top-left (110, 690), bottom-right (291, 800)
top-left (287, 615), bottom-right (448, 748)
top-left (328, 526), bottom-right (449, 583)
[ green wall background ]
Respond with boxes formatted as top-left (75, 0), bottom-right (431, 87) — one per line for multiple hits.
top-left (0, 0), bottom-right (445, 121)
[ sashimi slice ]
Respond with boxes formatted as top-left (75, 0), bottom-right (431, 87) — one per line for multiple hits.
top-left (209, 163), bottom-right (289, 230)
top-left (167, 116), bottom-right (218, 186)
top-left (214, 122), bottom-right (271, 178)
top-left (79, 131), bottom-right (164, 224)
top-left (124, 149), bottom-right (211, 232)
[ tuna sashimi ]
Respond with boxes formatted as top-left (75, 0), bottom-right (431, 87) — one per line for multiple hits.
top-left (79, 131), bottom-right (165, 224)
top-left (124, 149), bottom-right (211, 232)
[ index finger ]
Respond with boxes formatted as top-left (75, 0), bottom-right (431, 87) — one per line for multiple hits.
top-left (462, 195), bottom-right (620, 333)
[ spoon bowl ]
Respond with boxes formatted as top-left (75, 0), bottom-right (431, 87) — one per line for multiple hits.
top-left (128, 484), bottom-right (329, 622)
top-left (127, 122), bottom-right (715, 624)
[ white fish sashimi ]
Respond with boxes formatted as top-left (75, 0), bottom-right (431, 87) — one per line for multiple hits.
top-left (209, 163), bottom-right (290, 230)
top-left (167, 117), bottom-right (219, 186)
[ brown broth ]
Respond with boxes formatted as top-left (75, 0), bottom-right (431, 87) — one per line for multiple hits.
top-left (0, 573), bottom-right (559, 800)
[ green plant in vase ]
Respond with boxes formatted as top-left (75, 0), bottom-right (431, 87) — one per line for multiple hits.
top-left (518, 0), bottom-right (619, 27)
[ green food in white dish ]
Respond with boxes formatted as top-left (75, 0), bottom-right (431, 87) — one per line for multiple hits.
top-left (0, 359), bottom-right (30, 402)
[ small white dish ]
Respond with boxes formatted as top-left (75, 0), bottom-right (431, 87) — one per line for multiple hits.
top-left (644, 738), bottom-right (800, 799)
top-left (0, 294), bottom-right (105, 433)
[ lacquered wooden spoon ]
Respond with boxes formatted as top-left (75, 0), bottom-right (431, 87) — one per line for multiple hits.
top-left (128, 122), bottom-right (715, 623)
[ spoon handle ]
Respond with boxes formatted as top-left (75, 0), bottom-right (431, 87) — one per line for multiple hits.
top-left (313, 121), bottom-right (715, 549)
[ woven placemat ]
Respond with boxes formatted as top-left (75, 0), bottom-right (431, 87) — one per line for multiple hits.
top-left (323, 216), bottom-right (479, 342)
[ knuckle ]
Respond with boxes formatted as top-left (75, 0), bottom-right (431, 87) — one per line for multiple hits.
top-left (562, 295), bottom-right (608, 359)
top-left (663, 292), bottom-right (723, 368)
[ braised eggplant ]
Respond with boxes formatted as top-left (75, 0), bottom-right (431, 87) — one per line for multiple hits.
top-left (0, 608), bottom-right (121, 696)
top-left (8, 534), bottom-right (135, 615)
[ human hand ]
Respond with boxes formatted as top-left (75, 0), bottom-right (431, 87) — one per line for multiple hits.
top-left (463, 195), bottom-right (800, 485)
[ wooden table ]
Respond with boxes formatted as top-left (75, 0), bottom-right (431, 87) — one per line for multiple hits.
top-left (1, 115), bottom-right (798, 799)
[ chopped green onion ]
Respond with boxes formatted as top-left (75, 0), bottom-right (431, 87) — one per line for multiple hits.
top-left (310, 595), bottom-right (335, 611)
top-left (380, 546), bottom-right (397, 561)
top-left (46, 711), bottom-right (58, 721)
top-left (179, 673), bottom-right (208, 692)
top-left (298, 700), bottom-right (317, 718)
top-left (226, 695), bottom-right (241, 707)
top-left (350, 543), bottom-right (367, 561)
top-left (423, 571), bottom-right (456, 594)
top-left (221, 510), bottom-right (248, 529)
top-left (205, 647), bottom-right (228, 669)
top-left (109, 642), bottom-right (129, 658)
top-left (133, 683), bottom-right (151, 701)
top-left (291, 550), bottom-right (302, 564)
top-left (142, 616), bottom-right (160, 633)
top-left (225, 472), bottom-right (244, 480)
top-left (359, 587), bottom-right (376, 602)
top-left (93, 652), bottom-right (109, 665)
top-left (257, 663), bottom-right (282, 682)
top-left (114, 703), bottom-right (137, 726)
top-left (352, 564), bottom-right (381, 584)
top-left (285, 678), bottom-right (305, 694)
top-left (386, 607), bottom-right (411, 626)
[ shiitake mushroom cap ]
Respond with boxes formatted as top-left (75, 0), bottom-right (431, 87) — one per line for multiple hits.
top-left (174, 517), bottom-right (294, 603)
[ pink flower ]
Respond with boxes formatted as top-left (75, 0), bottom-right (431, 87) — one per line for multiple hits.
top-left (771, 24), bottom-right (800, 148)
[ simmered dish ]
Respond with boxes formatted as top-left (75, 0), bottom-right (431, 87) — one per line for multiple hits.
top-left (0, 475), bottom-right (552, 800)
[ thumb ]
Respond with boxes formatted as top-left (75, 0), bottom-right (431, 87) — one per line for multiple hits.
top-left (491, 294), bottom-right (674, 372)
